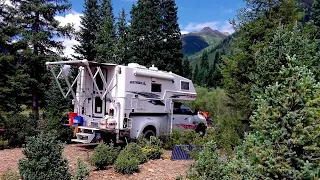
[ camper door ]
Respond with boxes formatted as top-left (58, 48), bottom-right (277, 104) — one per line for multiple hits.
top-left (92, 68), bottom-right (107, 118)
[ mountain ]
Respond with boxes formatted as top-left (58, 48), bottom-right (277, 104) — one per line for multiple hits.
top-left (181, 27), bottom-right (228, 55)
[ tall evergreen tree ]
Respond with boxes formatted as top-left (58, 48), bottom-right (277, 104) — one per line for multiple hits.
top-left (160, 0), bottom-right (183, 75)
top-left (95, 0), bottom-right (116, 63)
top-left (9, 0), bottom-right (73, 120)
top-left (72, 0), bottom-right (100, 61)
top-left (182, 56), bottom-right (192, 79)
top-left (114, 8), bottom-right (129, 65)
top-left (193, 64), bottom-right (199, 85)
top-left (222, 0), bottom-right (304, 120)
top-left (311, 0), bottom-right (320, 28)
top-left (199, 50), bottom-right (209, 86)
top-left (129, 0), bottom-right (163, 67)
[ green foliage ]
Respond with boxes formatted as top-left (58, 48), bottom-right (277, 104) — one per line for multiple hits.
top-left (138, 136), bottom-right (164, 160)
top-left (118, 143), bottom-right (147, 164)
top-left (3, 114), bottom-right (38, 147)
top-left (92, 142), bottom-right (120, 170)
top-left (18, 131), bottom-right (71, 180)
top-left (114, 8), bottom-right (130, 65)
top-left (186, 141), bottom-right (230, 180)
top-left (95, 0), bottom-right (116, 63)
top-left (128, 0), bottom-right (163, 67)
top-left (311, 0), bottom-right (320, 28)
top-left (44, 79), bottom-right (73, 143)
top-left (72, 158), bottom-right (90, 180)
top-left (73, 0), bottom-right (100, 61)
top-left (222, 0), bottom-right (305, 121)
top-left (114, 142), bottom-right (146, 174)
top-left (160, 0), bottom-right (183, 75)
top-left (225, 56), bottom-right (320, 179)
top-left (0, 139), bottom-right (8, 150)
top-left (0, 169), bottom-right (20, 180)
top-left (7, 0), bottom-right (74, 120)
top-left (114, 156), bottom-right (140, 174)
top-left (182, 57), bottom-right (192, 79)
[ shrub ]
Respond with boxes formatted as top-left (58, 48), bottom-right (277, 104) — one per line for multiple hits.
top-left (186, 141), bottom-right (230, 180)
top-left (0, 139), bottom-right (8, 150)
top-left (0, 169), bottom-right (20, 180)
top-left (18, 131), bottom-right (71, 180)
top-left (114, 156), bottom-right (140, 174)
top-left (92, 142), bottom-right (120, 170)
top-left (73, 158), bottom-right (90, 180)
top-left (4, 114), bottom-right (38, 147)
top-left (118, 143), bottom-right (147, 164)
top-left (139, 136), bottom-right (164, 160)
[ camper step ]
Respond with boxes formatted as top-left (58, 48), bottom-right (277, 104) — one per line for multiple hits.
top-left (71, 139), bottom-right (92, 143)
top-left (77, 126), bottom-right (99, 131)
top-left (76, 132), bottom-right (94, 136)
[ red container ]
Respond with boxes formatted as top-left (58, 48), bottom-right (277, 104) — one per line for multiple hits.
top-left (68, 112), bottom-right (78, 126)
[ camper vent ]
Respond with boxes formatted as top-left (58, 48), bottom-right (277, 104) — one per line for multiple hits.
top-left (149, 65), bottom-right (158, 71)
top-left (128, 63), bottom-right (147, 69)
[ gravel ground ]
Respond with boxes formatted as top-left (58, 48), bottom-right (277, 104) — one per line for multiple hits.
top-left (0, 144), bottom-right (193, 180)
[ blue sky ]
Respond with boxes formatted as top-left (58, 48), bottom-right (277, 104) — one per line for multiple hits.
top-left (67, 0), bottom-right (245, 34)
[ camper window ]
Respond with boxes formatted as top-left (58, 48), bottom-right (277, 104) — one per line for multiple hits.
top-left (151, 83), bottom-right (161, 92)
top-left (94, 97), bottom-right (102, 113)
top-left (181, 81), bottom-right (189, 90)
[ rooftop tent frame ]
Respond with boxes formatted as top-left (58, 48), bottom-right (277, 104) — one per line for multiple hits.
top-left (45, 60), bottom-right (118, 104)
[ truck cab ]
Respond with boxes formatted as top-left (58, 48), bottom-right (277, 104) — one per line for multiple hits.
top-left (172, 101), bottom-right (207, 133)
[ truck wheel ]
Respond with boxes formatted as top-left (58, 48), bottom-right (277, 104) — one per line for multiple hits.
top-left (142, 126), bottom-right (156, 140)
top-left (195, 123), bottom-right (206, 137)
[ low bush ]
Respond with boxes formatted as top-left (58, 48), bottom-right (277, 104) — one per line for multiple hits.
top-left (92, 142), bottom-right (120, 170)
top-left (0, 169), bottom-right (20, 180)
top-left (114, 143), bottom-right (147, 174)
top-left (138, 136), bottom-right (164, 160)
top-left (18, 131), bottom-right (71, 180)
top-left (73, 158), bottom-right (90, 180)
top-left (3, 114), bottom-right (38, 147)
top-left (114, 156), bottom-right (140, 174)
top-left (186, 141), bottom-right (230, 180)
top-left (118, 143), bottom-right (147, 164)
top-left (0, 139), bottom-right (8, 150)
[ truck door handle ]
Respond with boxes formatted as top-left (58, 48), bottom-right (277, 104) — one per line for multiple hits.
top-left (184, 118), bottom-right (188, 120)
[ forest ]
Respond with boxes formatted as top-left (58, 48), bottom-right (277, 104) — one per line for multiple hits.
top-left (1, 0), bottom-right (320, 179)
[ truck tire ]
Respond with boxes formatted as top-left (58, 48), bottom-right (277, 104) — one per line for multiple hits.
top-left (195, 123), bottom-right (206, 137)
top-left (142, 126), bottom-right (156, 140)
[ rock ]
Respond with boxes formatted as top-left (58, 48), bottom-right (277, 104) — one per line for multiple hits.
top-left (148, 169), bottom-right (155, 173)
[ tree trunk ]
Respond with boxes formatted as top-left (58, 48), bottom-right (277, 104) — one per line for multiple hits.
top-left (32, 89), bottom-right (39, 120)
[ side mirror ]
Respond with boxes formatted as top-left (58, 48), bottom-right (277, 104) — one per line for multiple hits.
top-left (193, 109), bottom-right (199, 115)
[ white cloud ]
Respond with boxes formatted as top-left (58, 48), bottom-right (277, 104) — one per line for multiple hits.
top-left (55, 10), bottom-right (83, 32)
top-left (183, 21), bottom-right (235, 34)
top-left (54, 11), bottom-right (83, 58)
top-left (181, 31), bottom-right (189, 35)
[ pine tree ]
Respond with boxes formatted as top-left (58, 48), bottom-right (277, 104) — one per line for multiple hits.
top-left (114, 8), bottom-right (130, 65)
top-left (18, 132), bottom-right (71, 180)
top-left (222, 0), bottom-right (304, 120)
top-left (72, 0), bottom-right (100, 61)
top-left (95, 0), bottom-right (116, 63)
top-left (199, 50), bottom-right (209, 86)
top-left (160, 0), bottom-right (183, 75)
top-left (192, 64), bottom-right (200, 85)
top-left (128, 0), bottom-right (163, 67)
top-left (227, 56), bottom-right (320, 179)
top-left (311, 0), bottom-right (320, 28)
top-left (9, 0), bottom-right (73, 120)
top-left (182, 56), bottom-right (192, 79)
top-left (0, 2), bottom-right (29, 114)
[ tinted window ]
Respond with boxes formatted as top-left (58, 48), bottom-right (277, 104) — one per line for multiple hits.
top-left (151, 83), bottom-right (161, 92)
top-left (181, 81), bottom-right (189, 90)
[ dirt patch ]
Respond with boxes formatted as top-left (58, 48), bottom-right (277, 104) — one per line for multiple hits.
top-left (0, 144), bottom-right (193, 180)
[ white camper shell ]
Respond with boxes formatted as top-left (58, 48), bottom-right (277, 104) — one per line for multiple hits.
top-left (45, 60), bottom-right (207, 144)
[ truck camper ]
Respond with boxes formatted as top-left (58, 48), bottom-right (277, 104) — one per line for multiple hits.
top-left (45, 60), bottom-right (207, 144)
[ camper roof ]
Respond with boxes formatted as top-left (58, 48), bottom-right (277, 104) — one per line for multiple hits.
top-left (45, 60), bottom-right (117, 67)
